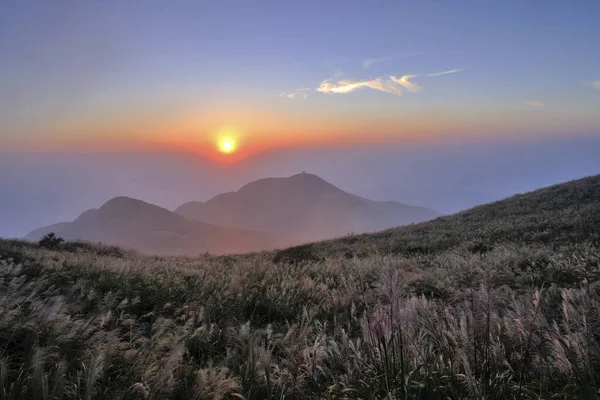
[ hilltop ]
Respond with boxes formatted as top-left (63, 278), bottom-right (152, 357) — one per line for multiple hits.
top-left (176, 172), bottom-right (440, 241)
top-left (24, 173), bottom-right (439, 255)
top-left (25, 196), bottom-right (277, 255)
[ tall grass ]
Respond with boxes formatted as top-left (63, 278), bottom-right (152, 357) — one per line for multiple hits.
top-left (1, 237), bottom-right (600, 399)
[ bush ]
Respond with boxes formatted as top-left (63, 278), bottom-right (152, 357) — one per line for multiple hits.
top-left (38, 232), bottom-right (64, 250)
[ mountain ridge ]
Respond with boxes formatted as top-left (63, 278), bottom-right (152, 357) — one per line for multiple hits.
top-left (26, 196), bottom-right (277, 255)
top-left (175, 172), bottom-right (440, 241)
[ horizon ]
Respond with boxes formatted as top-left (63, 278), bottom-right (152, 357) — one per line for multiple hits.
top-left (2, 135), bottom-right (600, 238)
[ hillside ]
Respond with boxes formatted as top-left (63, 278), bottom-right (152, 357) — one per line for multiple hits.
top-left (2, 174), bottom-right (600, 399)
top-left (176, 172), bottom-right (440, 241)
top-left (275, 173), bottom-right (600, 261)
top-left (25, 196), bottom-right (277, 255)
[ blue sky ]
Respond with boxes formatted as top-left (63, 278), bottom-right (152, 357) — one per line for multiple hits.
top-left (1, 0), bottom-right (599, 152)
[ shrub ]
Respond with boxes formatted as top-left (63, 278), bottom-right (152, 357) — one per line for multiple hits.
top-left (38, 232), bottom-right (64, 250)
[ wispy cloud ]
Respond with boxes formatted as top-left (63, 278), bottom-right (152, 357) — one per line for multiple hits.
top-left (522, 101), bottom-right (545, 107)
top-left (313, 66), bottom-right (460, 97)
top-left (317, 78), bottom-right (403, 95)
top-left (593, 81), bottom-right (600, 89)
top-left (316, 72), bottom-right (440, 96)
top-left (426, 68), bottom-right (464, 77)
top-left (362, 57), bottom-right (389, 69)
top-left (279, 88), bottom-right (311, 100)
top-left (390, 75), bottom-right (421, 92)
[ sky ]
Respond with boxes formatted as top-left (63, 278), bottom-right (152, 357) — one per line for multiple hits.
top-left (1, 0), bottom-right (600, 237)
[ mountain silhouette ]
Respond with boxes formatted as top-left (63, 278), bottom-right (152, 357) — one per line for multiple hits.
top-left (26, 196), bottom-right (276, 255)
top-left (175, 172), bottom-right (440, 241)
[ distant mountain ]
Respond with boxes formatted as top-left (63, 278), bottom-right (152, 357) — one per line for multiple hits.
top-left (175, 173), bottom-right (440, 241)
top-left (25, 197), bottom-right (276, 255)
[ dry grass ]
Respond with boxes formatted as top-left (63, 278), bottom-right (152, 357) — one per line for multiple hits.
top-left (1, 239), bottom-right (600, 399)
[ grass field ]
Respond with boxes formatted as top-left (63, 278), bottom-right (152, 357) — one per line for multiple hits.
top-left (1, 175), bottom-right (600, 399)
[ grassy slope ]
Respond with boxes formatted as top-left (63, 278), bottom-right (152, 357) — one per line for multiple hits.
top-left (273, 174), bottom-right (600, 262)
top-left (1, 174), bottom-right (600, 399)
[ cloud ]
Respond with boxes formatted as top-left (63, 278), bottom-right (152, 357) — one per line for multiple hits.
top-left (390, 75), bottom-right (421, 92)
top-left (593, 81), bottom-right (600, 89)
top-left (314, 67), bottom-right (457, 97)
top-left (316, 78), bottom-right (403, 95)
top-left (362, 57), bottom-right (389, 69)
top-left (522, 101), bottom-right (545, 107)
top-left (316, 74), bottom-right (422, 96)
top-left (426, 68), bottom-right (464, 77)
top-left (279, 88), bottom-right (311, 100)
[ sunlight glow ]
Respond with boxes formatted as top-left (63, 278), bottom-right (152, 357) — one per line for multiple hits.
top-left (217, 136), bottom-right (237, 154)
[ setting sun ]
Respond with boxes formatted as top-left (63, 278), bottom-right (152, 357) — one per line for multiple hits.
top-left (217, 137), bottom-right (237, 154)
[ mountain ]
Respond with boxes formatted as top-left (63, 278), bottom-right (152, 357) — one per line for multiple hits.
top-left (175, 172), bottom-right (440, 242)
top-left (25, 197), bottom-right (277, 255)
top-left (274, 174), bottom-right (600, 261)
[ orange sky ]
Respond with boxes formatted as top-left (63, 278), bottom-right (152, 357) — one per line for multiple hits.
top-left (6, 103), bottom-right (599, 162)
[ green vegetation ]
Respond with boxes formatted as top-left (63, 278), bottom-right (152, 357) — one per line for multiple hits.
top-left (38, 232), bottom-right (64, 250)
top-left (1, 175), bottom-right (600, 399)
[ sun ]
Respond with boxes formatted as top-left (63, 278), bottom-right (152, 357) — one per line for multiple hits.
top-left (217, 136), bottom-right (237, 154)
